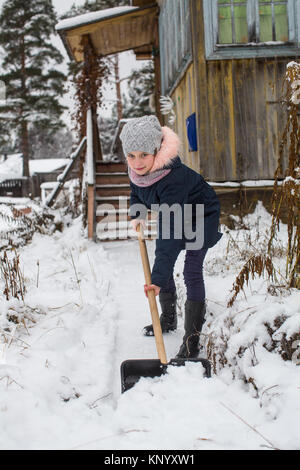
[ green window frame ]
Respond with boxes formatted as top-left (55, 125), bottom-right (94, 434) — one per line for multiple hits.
top-left (203, 0), bottom-right (300, 59)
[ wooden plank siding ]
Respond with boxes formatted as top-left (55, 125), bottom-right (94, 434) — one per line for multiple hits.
top-left (159, 0), bottom-right (192, 97)
top-left (221, 60), bottom-right (237, 180)
top-left (170, 63), bottom-right (199, 172)
top-left (232, 60), bottom-right (258, 180)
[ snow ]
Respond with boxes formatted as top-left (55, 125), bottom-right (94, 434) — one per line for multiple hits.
top-left (0, 154), bottom-right (69, 181)
top-left (209, 180), bottom-right (282, 188)
top-left (0, 203), bottom-right (299, 450)
top-left (0, 197), bottom-right (31, 205)
top-left (40, 180), bottom-right (75, 190)
top-left (0, 154), bottom-right (24, 182)
top-left (30, 159), bottom-right (69, 174)
top-left (55, 6), bottom-right (139, 31)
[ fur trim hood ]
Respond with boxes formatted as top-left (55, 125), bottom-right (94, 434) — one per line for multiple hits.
top-left (150, 126), bottom-right (181, 173)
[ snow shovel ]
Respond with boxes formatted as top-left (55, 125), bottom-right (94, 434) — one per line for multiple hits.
top-left (120, 224), bottom-right (211, 393)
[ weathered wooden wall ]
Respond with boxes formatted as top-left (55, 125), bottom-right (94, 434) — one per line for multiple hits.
top-left (169, 0), bottom-right (292, 182)
top-left (159, 0), bottom-right (192, 97)
top-left (171, 62), bottom-right (200, 173)
top-left (199, 57), bottom-right (290, 182)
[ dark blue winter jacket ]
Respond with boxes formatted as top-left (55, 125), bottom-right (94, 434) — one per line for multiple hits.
top-left (129, 156), bottom-right (222, 288)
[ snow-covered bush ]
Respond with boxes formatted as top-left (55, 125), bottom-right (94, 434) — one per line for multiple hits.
top-left (0, 200), bottom-right (60, 251)
top-left (269, 61), bottom-right (300, 289)
top-left (200, 205), bottom-right (300, 404)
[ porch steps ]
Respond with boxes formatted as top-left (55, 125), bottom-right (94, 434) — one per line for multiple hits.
top-left (95, 161), bottom-right (157, 241)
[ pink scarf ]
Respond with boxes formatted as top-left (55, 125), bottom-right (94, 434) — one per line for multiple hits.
top-left (128, 166), bottom-right (171, 187)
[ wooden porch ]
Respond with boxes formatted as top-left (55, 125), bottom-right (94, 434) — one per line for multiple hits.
top-left (56, 2), bottom-right (160, 241)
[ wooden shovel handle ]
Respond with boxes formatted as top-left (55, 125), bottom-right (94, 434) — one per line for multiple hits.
top-left (137, 224), bottom-right (168, 365)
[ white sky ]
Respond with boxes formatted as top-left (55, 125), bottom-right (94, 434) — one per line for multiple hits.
top-left (0, 0), bottom-right (144, 128)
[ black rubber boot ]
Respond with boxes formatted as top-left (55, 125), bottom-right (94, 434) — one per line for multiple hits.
top-left (143, 291), bottom-right (177, 336)
top-left (175, 300), bottom-right (206, 359)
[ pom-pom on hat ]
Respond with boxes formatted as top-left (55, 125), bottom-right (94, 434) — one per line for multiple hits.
top-left (120, 115), bottom-right (163, 157)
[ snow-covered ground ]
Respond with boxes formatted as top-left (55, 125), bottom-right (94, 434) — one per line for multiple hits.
top-left (0, 204), bottom-right (299, 450)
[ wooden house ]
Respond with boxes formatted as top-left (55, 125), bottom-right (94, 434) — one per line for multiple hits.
top-left (56, 0), bottom-right (299, 239)
top-left (158, 0), bottom-right (300, 182)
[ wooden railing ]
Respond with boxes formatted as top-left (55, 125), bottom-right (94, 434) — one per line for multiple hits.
top-left (0, 177), bottom-right (28, 198)
top-left (44, 137), bottom-right (87, 208)
top-left (45, 107), bottom-right (96, 240)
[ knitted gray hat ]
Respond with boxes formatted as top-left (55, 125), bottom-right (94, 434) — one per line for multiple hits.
top-left (119, 115), bottom-right (163, 157)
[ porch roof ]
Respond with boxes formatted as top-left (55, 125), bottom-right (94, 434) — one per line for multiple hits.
top-left (56, 3), bottom-right (158, 62)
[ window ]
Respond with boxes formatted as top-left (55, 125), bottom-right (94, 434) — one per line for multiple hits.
top-left (257, 0), bottom-right (289, 42)
top-left (218, 0), bottom-right (249, 44)
top-left (203, 0), bottom-right (300, 59)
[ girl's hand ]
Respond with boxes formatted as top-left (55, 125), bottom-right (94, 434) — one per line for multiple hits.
top-left (130, 218), bottom-right (146, 232)
top-left (144, 284), bottom-right (161, 297)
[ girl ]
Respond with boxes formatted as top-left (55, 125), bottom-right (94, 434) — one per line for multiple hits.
top-left (120, 115), bottom-right (222, 359)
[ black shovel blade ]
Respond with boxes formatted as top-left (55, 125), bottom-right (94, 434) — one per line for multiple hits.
top-left (120, 359), bottom-right (167, 393)
top-left (120, 357), bottom-right (211, 393)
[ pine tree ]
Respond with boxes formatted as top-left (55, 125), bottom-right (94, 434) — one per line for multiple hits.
top-left (60, 0), bottom-right (130, 18)
top-left (98, 103), bottom-right (119, 159)
top-left (29, 126), bottom-right (74, 160)
top-left (122, 61), bottom-right (155, 118)
top-left (0, 0), bottom-right (67, 176)
top-left (0, 118), bottom-right (12, 154)
top-left (60, 0), bottom-right (130, 149)
top-left (60, 0), bottom-right (130, 114)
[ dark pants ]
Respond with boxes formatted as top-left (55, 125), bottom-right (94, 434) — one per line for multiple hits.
top-left (160, 248), bottom-right (208, 302)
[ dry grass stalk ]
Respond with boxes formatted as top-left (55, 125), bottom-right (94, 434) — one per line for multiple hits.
top-left (220, 401), bottom-right (280, 450)
top-left (268, 61), bottom-right (300, 289)
top-left (70, 37), bottom-right (109, 208)
top-left (0, 248), bottom-right (26, 301)
top-left (0, 327), bottom-right (30, 347)
top-left (69, 249), bottom-right (83, 305)
top-left (227, 254), bottom-right (275, 308)
top-left (228, 62), bottom-right (300, 306)
top-left (36, 259), bottom-right (40, 288)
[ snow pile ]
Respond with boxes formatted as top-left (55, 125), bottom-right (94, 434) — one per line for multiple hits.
top-left (210, 180), bottom-right (282, 187)
top-left (0, 154), bottom-right (23, 182)
top-left (0, 218), bottom-right (121, 449)
top-left (0, 200), bottom-right (59, 250)
top-left (30, 159), bottom-right (69, 174)
top-left (199, 203), bottom-right (300, 439)
top-left (205, 292), bottom-right (300, 411)
top-left (0, 203), bottom-right (299, 450)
